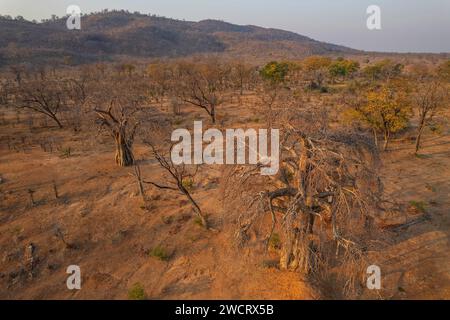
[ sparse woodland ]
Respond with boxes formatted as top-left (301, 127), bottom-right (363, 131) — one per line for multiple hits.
top-left (0, 55), bottom-right (449, 299)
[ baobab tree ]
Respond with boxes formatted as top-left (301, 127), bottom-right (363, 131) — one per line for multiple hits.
top-left (93, 79), bottom-right (149, 167)
top-left (223, 108), bottom-right (381, 297)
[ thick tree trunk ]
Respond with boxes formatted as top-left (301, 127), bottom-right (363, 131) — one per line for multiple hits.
top-left (114, 132), bottom-right (134, 166)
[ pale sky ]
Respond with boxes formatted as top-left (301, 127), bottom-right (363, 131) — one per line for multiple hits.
top-left (1, 0), bottom-right (449, 53)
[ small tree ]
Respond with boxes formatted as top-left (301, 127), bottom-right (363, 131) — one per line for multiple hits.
top-left (231, 62), bottom-right (255, 96)
top-left (412, 80), bottom-right (447, 153)
top-left (328, 58), bottom-right (360, 82)
top-left (178, 61), bottom-right (226, 124)
top-left (302, 56), bottom-right (332, 90)
top-left (143, 125), bottom-right (208, 228)
top-left (259, 61), bottom-right (289, 84)
top-left (345, 84), bottom-right (411, 151)
top-left (437, 60), bottom-right (450, 81)
top-left (12, 77), bottom-right (67, 128)
top-left (363, 59), bottom-right (403, 82)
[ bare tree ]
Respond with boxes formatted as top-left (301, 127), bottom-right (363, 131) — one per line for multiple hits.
top-left (231, 62), bottom-right (254, 96)
top-left (94, 102), bottom-right (140, 167)
top-left (11, 76), bottom-right (67, 128)
top-left (0, 79), bottom-right (10, 106)
top-left (223, 108), bottom-right (381, 297)
top-left (143, 124), bottom-right (208, 228)
top-left (177, 61), bottom-right (227, 124)
top-left (93, 79), bottom-right (148, 167)
top-left (412, 80), bottom-right (447, 153)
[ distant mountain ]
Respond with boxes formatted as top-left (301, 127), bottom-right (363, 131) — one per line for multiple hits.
top-left (0, 11), bottom-right (359, 67)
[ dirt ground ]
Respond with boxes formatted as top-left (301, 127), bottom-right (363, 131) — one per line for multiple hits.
top-left (0, 95), bottom-right (448, 300)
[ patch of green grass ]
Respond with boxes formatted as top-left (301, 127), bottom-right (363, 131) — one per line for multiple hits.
top-left (248, 117), bottom-right (260, 123)
top-left (409, 200), bottom-right (427, 214)
top-left (59, 147), bottom-right (72, 158)
top-left (149, 245), bottom-right (169, 261)
top-left (173, 118), bottom-right (183, 126)
top-left (128, 283), bottom-right (147, 300)
top-left (415, 153), bottom-right (431, 159)
top-left (193, 216), bottom-right (204, 227)
top-left (182, 178), bottom-right (194, 191)
top-left (11, 225), bottom-right (24, 235)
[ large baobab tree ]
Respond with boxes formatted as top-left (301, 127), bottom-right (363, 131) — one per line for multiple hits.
top-left (223, 108), bottom-right (381, 297)
top-left (93, 79), bottom-right (148, 167)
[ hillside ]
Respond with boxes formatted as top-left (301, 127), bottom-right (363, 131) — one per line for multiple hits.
top-left (0, 11), bottom-right (358, 67)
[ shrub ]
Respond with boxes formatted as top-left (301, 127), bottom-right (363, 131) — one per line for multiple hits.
top-left (59, 147), bottom-right (72, 158)
top-left (182, 178), bottom-right (194, 191)
top-left (128, 283), bottom-right (147, 300)
top-left (409, 200), bottom-right (427, 213)
top-left (149, 245), bottom-right (169, 261)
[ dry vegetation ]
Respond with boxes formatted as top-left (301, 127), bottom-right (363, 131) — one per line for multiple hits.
top-left (0, 55), bottom-right (449, 299)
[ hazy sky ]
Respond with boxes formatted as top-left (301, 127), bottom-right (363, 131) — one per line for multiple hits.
top-left (1, 0), bottom-right (449, 53)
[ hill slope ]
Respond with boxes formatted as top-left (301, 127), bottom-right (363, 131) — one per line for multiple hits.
top-left (0, 11), bottom-right (358, 67)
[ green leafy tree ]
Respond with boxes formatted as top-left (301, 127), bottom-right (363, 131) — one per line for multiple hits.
top-left (345, 84), bottom-right (411, 151)
top-left (329, 58), bottom-right (360, 81)
top-left (259, 61), bottom-right (289, 84)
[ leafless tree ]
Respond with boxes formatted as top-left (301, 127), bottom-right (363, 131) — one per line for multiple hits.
top-left (143, 124), bottom-right (208, 228)
top-left (177, 61), bottom-right (227, 124)
top-left (223, 108), bottom-right (381, 297)
top-left (11, 76), bottom-right (67, 128)
top-left (93, 79), bottom-right (148, 166)
top-left (231, 62), bottom-right (255, 96)
top-left (412, 80), bottom-right (448, 153)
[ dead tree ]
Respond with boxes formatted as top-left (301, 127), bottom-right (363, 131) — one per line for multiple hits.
top-left (223, 108), bottom-right (381, 297)
top-left (11, 77), bottom-right (66, 128)
top-left (177, 61), bottom-right (226, 124)
top-left (143, 125), bottom-right (208, 228)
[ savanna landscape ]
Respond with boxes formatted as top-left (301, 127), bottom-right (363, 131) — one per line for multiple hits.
top-left (0, 9), bottom-right (449, 301)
